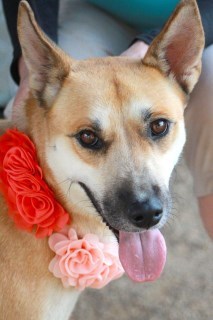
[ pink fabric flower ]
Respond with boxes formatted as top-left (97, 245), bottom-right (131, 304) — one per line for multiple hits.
top-left (48, 228), bottom-right (124, 290)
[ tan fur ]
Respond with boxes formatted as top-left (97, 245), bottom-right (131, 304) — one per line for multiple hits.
top-left (0, 120), bottom-right (12, 134)
top-left (0, 1), bottom-right (204, 319)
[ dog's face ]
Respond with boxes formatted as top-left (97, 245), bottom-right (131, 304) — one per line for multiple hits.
top-left (17, 1), bottom-right (204, 242)
top-left (45, 60), bottom-right (186, 236)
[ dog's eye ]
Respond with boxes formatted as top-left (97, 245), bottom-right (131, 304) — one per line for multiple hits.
top-left (150, 119), bottom-right (169, 138)
top-left (77, 130), bottom-right (101, 149)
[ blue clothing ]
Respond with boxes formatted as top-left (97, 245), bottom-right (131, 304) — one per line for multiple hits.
top-left (89, 0), bottom-right (179, 31)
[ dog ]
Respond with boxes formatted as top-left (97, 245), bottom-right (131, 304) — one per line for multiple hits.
top-left (0, 0), bottom-right (204, 319)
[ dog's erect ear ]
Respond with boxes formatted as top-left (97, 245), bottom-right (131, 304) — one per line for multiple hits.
top-left (143, 0), bottom-right (204, 94)
top-left (18, 0), bottom-right (70, 107)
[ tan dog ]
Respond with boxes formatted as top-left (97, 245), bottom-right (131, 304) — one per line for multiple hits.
top-left (0, 0), bottom-right (204, 319)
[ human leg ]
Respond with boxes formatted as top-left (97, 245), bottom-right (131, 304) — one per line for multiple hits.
top-left (184, 45), bottom-right (213, 239)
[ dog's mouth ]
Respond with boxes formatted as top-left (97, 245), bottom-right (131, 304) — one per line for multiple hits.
top-left (78, 182), bottom-right (119, 239)
top-left (78, 182), bottom-right (167, 283)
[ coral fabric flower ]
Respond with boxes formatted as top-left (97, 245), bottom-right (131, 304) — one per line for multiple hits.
top-left (4, 146), bottom-right (42, 178)
top-left (49, 228), bottom-right (124, 290)
top-left (0, 129), bottom-right (35, 158)
top-left (0, 129), bottom-right (70, 238)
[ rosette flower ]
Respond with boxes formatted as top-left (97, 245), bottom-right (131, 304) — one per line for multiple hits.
top-left (49, 228), bottom-right (124, 290)
top-left (0, 129), bottom-right (70, 238)
top-left (0, 128), bottom-right (35, 158)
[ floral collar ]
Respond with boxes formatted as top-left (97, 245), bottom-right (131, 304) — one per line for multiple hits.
top-left (0, 129), bottom-right (124, 290)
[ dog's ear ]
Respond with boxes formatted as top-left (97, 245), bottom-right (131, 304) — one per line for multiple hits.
top-left (18, 0), bottom-right (70, 107)
top-left (143, 0), bottom-right (204, 94)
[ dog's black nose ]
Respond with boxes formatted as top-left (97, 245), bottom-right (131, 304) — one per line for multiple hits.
top-left (128, 196), bottom-right (163, 229)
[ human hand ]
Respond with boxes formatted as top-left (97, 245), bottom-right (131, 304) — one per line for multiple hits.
top-left (121, 41), bottom-right (149, 59)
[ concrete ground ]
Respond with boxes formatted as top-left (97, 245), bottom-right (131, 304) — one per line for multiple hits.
top-left (71, 160), bottom-right (212, 320)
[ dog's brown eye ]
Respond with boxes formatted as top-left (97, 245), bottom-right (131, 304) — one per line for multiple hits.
top-left (150, 119), bottom-right (169, 137)
top-left (77, 130), bottom-right (103, 150)
top-left (80, 130), bottom-right (98, 145)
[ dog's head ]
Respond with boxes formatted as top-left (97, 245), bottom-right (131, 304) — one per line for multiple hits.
top-left (17, 0), bottom-right (204, 281)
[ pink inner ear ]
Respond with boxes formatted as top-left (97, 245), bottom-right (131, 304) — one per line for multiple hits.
top-left (143, 1), bottom-right (204, 93)
top-left (165, 20), bottom-right (199, 80)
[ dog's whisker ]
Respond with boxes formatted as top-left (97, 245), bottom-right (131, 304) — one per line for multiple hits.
top-left (57, 178), bottom-right (72, 186)
top-left (66, 180), bottom-right (74, 198)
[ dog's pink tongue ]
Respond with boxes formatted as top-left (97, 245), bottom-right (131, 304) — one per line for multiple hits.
top-left (119, 230), bottom-right (166, 282)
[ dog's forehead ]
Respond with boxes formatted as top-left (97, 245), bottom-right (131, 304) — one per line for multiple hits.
top-left (57, 57), bottom-right (186, 130)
